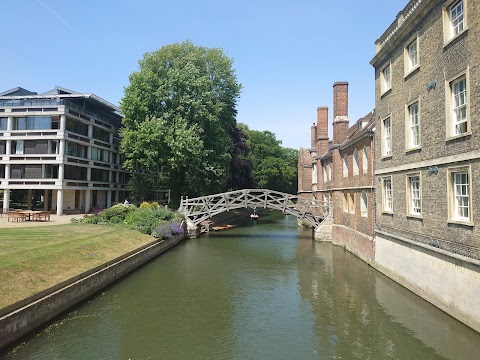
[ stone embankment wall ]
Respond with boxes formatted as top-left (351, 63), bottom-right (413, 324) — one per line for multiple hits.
top-left (314, 221), bottom-right (480, 333)
top-left (0, 234), bottom-right (185, 351)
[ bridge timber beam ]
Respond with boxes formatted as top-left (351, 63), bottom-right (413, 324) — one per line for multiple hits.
top-left (179, 189), bottom-right (331, 231)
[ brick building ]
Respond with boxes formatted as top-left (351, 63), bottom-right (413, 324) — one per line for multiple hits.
top-left (298, 82), bottom-right (375, 263)
top-left (371, 0), bottom-right (480, 331)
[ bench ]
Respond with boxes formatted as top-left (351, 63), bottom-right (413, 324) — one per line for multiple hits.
top-left (33, 211), bottom-right (51, 222)
top-left (7, 212), bottom-right (27, 222)
top-left (0, 208), bottom-right (14, 217)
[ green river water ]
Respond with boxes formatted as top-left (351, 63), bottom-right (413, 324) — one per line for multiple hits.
top-left (3, 211), bottom-right (480, 359)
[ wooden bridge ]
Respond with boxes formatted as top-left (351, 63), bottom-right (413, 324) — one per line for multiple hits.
top-left (179, 189), bottom-right (331, 233)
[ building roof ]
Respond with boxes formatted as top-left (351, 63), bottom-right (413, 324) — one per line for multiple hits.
top-left (0, 86), bottom-right (121, 114)
top-left (317, 110), bottom-right (375, 160)
top-left (0, 87), bottom-right (37, 96)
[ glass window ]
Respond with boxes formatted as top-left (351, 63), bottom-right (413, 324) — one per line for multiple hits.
top-left (453, 172), bottom-right (469, 220)
top-left (382, 64), bottom-right (391, 92)
top-left (13, 116), bottom-right (52, 130)
top-left (15, 140), bottom-right (24, 155)
top-left (409, 176), bottom-right (421, 214)
top-left (66, 117), bottom-right (89, 136)
top-left (383, 118), bottom-right (392, 156)
top-left (450, 0), bottom-right (464, 37)
top-left (407, 40), bottom-right (418, 70)
top-left (93, 126), bottom-right (110, 142)
top-left (0, 117), bottom-right (7, 130)
top-left (409, 102), bottom-right (420, 147)
top-left (383, 178), bottom-right (392, 212)
top-left (452, 76), bottom-right (467, 135)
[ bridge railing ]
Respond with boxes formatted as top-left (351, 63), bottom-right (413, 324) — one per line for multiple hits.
top-left (179, 189), bottom-right (331, 228)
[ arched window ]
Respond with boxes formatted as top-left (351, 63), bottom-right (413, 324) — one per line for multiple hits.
top-left (363, 146), bottom-right (368, 174)
top-left (343, 154), bottom-right (348, 178)
top-left (361, 190), bottom-right (368, 217)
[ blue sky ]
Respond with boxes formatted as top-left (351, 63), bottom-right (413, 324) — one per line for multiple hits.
top-left (2, 0), bottom-right (405, 149)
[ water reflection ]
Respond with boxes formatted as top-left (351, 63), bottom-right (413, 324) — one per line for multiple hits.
top-left (3, 212), bottom-right (480, 359)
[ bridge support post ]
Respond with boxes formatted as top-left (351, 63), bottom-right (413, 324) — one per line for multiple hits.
top-left (186, 219), bottom-right (200, 238)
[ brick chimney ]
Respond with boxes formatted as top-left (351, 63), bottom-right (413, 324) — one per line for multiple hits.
top-left (332, 82), bottom-right (349, 144)
top-left (316, 106), bottom-right (329, 156)
top-left (310, 123), bottom-right (317, 148)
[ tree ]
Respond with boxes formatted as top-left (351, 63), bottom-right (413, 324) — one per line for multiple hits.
top-left (242, 125), bottom-right (298, 194)
top-left (120, 41), bottom-right (242, 205)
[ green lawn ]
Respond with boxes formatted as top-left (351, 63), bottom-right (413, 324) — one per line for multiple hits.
top-left (0, 224), bottom-right (156, 309)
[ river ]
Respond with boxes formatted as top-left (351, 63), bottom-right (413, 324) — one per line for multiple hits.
top-left (3, 211), bottom-right (480, 359)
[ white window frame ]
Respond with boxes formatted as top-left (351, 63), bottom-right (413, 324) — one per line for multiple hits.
top-left (406, 173), bottom-right (422, 217)
top-left (382, 177), bottom-right (393, 213)
top-left (343, 154), bottom-right (348, 178)
top-left (445, 70), bottom-right (470, 139)
top-left (381, 63), bottom-right (392, 94)
top-left (381, 116), bottom-right (392, 157)
top-left (322, 164), bottom-right (327, 183)
top-left (361, 190), bottom-right (368, 218)
top-left (405, 100), bottom-right (421, 150)
top-left (362, 146), bottom-right (368, 174)
top-left (343, 192), bottom-right (348, 213)
top-left (448, 166), bottom-right (473, 225)
top-left (328, 163), bottom-right (332, 181)
top-left (443, 0), bottom-right (468, 45)
top-left (404, 37), bottom-right (419, 75)
top-left (312, 163), bottom-right (317, 184)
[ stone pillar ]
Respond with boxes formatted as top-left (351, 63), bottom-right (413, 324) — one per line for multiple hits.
top-left (60, 114), bottom-right (66, 131)
top-left (56, 189), bottom-right (63, 215)
top-left (88, 124), bottom-right (93, 139)
top-left (107, 190), bottom-right (112, 208)
top-left (58, 164), bottom-right (64, 181)
top-left (85, 189), bottom-right (91, 214)
top-left (59, 139), bottom-right (65, 157)
top-left (186, 219), bottom-right (200, 238)
top-left (114, 190), bottom-right (119, 204)
top-left (4, 164), bottom-right (10, 180)
top-left (5, 140), bottom-right (11, 156)
top-left (7, 116), bottom-right (13, 131)
top-left (44, 189), bottom-right (49, 211)
top-left (27, 189), bottom-right (33, 210)
top-left (2, 190), bottom-right (10, 211)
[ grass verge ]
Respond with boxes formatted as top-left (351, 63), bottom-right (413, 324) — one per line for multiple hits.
top-left (0, 224), bottom-right (155, 309)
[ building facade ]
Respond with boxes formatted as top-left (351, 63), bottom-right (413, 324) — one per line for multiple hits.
top-left (371, 0), bottom-right (480, 331)
top-left (0, 86), bottom-right (129, 215)
top-left (299, 82), bottom-right (376, 263)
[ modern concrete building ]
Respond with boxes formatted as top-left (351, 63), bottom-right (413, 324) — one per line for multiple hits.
top-left (0, 86), bottom-right (129, 215)
top-left (371, 0), bottom-right (480, 331)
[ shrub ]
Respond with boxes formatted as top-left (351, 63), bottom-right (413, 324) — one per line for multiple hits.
top-left (140, 201), bottom-right (150, 209)
top-left (124, 208), bottom-right (163, 234)
top-left (150, 202), bottom-right (160, 209)
top-left (151, 220), bottom-right (172, 239)
top-left (170, 222), bottom-right (184, 235)
top-left (70, 217), bottom-right (84, 223)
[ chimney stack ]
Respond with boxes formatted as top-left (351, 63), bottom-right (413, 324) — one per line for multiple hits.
top-left (332, 82), bottom-right (349, 144)
top-left (316, 106), bottom-right (329, 156)
top-left (310, 123), bottom-right (317, 148)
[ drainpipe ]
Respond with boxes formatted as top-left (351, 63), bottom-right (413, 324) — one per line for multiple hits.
top-left (368, 128), bottom-right (376, 239)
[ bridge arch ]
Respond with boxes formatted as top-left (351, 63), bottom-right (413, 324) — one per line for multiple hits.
top-left (179, 189), bottom-right (331, 230)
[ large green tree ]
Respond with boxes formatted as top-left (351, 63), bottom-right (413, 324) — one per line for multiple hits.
top-left (120, 41), bottom-right (243, 205)
top-left (242, 126), bottom-right (298, 194)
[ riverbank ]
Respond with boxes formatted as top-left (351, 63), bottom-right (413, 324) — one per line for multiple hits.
top-left (0, 223), bottom-right (185, 351)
